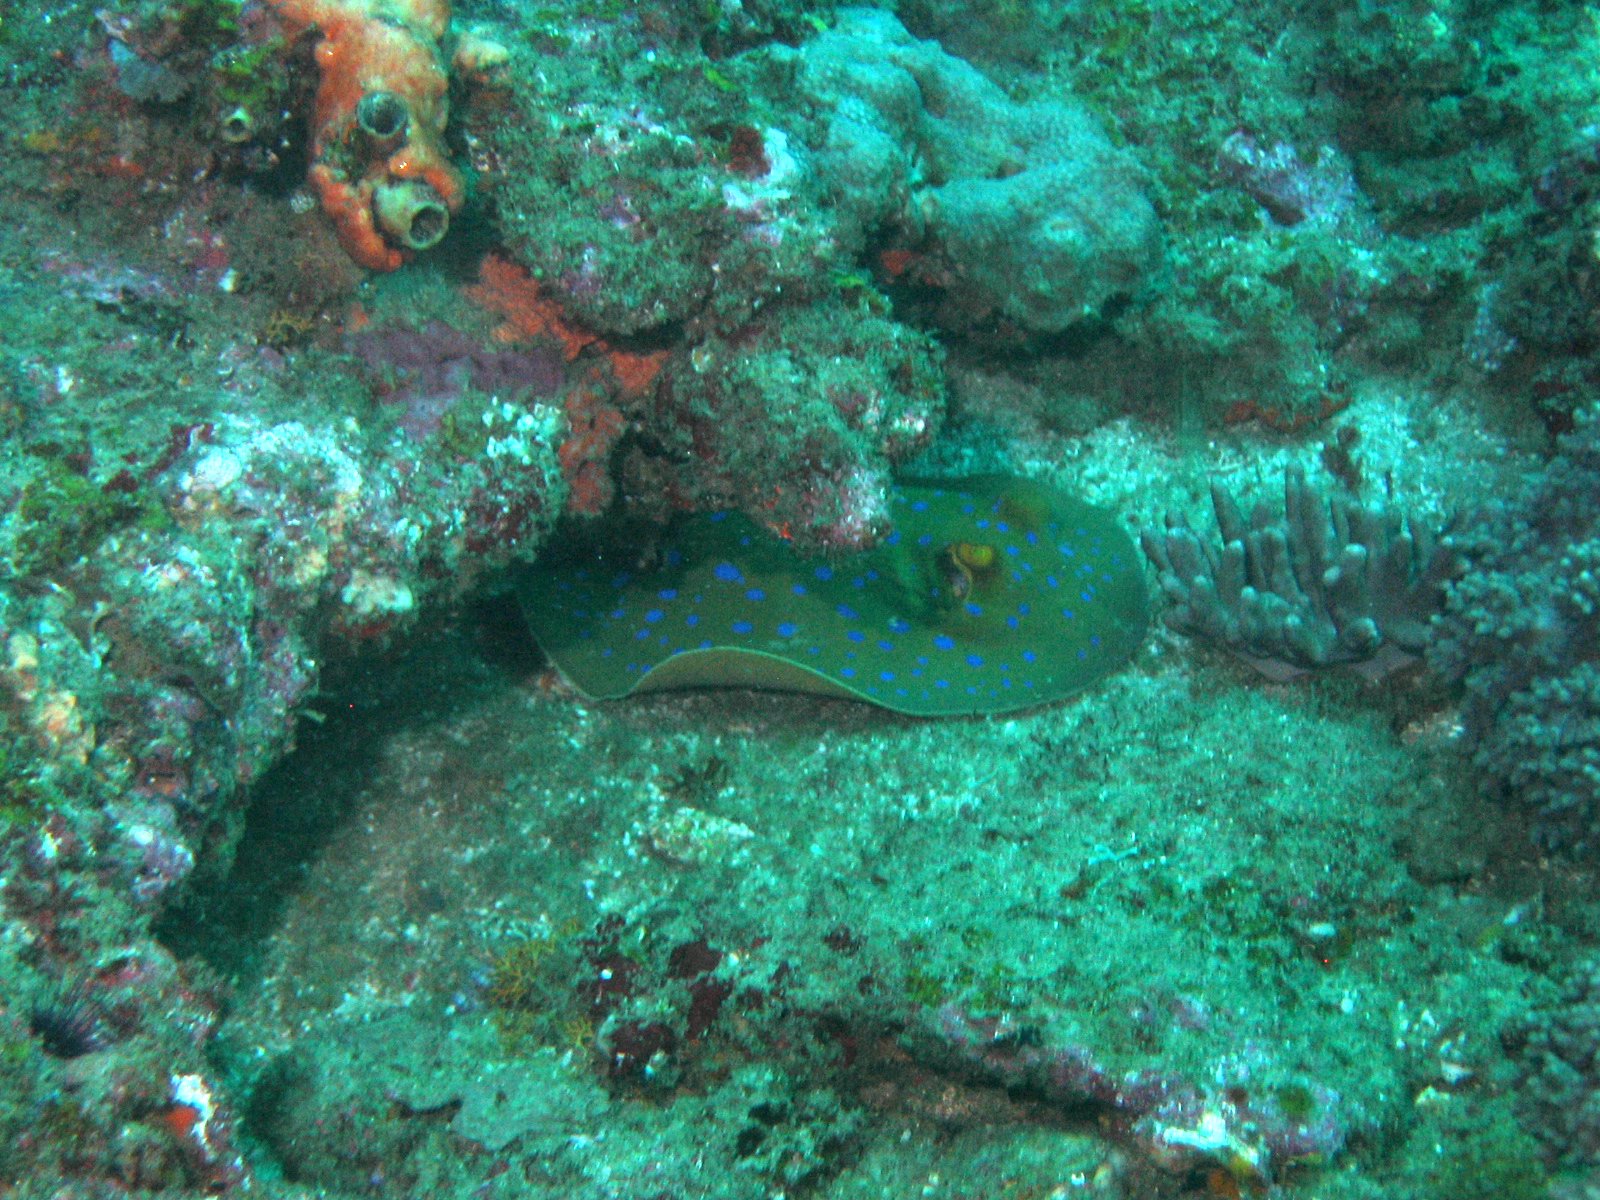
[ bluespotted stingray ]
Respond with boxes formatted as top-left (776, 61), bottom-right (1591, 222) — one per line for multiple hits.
top-left (519, 476), bottom-right (1147, 715)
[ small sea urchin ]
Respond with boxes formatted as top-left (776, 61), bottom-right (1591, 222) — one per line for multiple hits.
top-left (30, 984), bottom-right (111, 1059)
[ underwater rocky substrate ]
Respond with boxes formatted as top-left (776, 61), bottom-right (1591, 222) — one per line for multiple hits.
top-left (141, 596), bottom-right (1559, 1199)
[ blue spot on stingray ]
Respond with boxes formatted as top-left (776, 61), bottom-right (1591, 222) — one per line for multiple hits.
top-left (837, 603), bottom-right (861, 620)
top-left (877, 639), bottom-right (894, 651)
top-left (964, 602), bottom-right (983, 617)
top-left (645, 609), bottom-right (664, 624)
top-left (715, 562), bottom-right (742, 582)
top-left (918, 533), bottom-right (933, 547)
top-left (815, 565), bottom-right (834, 581)
top-left (1026, 531), bottom-right (1039, 545)
top-left (889, 617), bottom-right (912, 633)
top-left (1061, 609), bottom-right (1075, 621)
top-left (746, 588), bottom-right (766, 601)
top-left (665, 549), bottom-right (684, 566)
top-left (912, 500), bottom-right (929, 512)
top-left (732, 620), bottom-right (753, 634)
top-left (847, 630), bottom-right (866, 643)
top-left (709, 511), bottom-right (729, 522)
top-left (609, 608), bottom-right (625, 620)
top-left (880, 670), bottom-right (895, 682)
top-left (840, 666), bottom-right (856, 678)
top-left (1046, 574), bottom-right (1060, 588)
top-left (884, 531), bottom-right (901, 545)
top-left (658, 589), bottom-right (677, 601)
top-left (634, 629), bottom-right (649, 641)
top-left (966, 653), bottom-right (985, 668)
top-left (1006, 616), bottom-right (1019, 630)
top-left (686, 613), bottom-right (701, 627)
top-left (791, 583), bottom-right (807, 596)
top-left (1022, 650), bottom-right (1037, 663)
top-left (934, 634), bottom-right (956, 650)
top-left (777, 621), bottom-right (798, 638)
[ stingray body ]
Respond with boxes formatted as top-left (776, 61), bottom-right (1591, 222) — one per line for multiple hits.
top-left (519, 476), bottom-right (1147, 715)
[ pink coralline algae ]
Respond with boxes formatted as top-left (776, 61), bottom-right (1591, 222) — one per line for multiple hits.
top-left (1216, 131), bottom-right (1367, 231)
top-left (930, 1005), bottom-right (1347, 1186)
top-left (121, 817), bottom-right (197, 907)
top-left (346, 319), bottom-right (566, 439)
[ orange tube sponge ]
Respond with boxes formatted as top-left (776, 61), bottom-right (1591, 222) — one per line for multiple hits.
top-left (267, 0), bottom-right (464, 270)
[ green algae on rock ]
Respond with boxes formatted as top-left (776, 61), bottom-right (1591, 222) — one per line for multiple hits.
top-left (519, 477), bottom-right (1147, 715)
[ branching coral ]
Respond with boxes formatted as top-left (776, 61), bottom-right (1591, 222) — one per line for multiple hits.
top-left (1141, 466), bottom-right (1456, 679)
top-left (1515, 955), bottom-right (1600, 1168)
top-left (1429, 404), bottom-right (1600, 850)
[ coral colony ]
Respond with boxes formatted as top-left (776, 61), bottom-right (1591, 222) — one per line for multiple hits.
top-left (0, 0), bottom-right (1597, 1196)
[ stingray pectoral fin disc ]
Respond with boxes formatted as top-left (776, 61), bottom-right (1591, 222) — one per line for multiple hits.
top-left (519, 476), bottom-right (1147, 715)
top-left (626, 648), bottom-right (864, 702)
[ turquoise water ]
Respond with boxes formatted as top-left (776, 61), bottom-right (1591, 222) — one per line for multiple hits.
top-left (0, 0), bottom-right (1592, 1196)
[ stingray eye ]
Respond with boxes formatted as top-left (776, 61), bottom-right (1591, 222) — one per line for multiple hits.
top-left (953, 542), bottom-right (997, 571)
top-left (940, 541), bottom-right (998, 598)
top-left (940, 540), bottom-right (998, 600)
